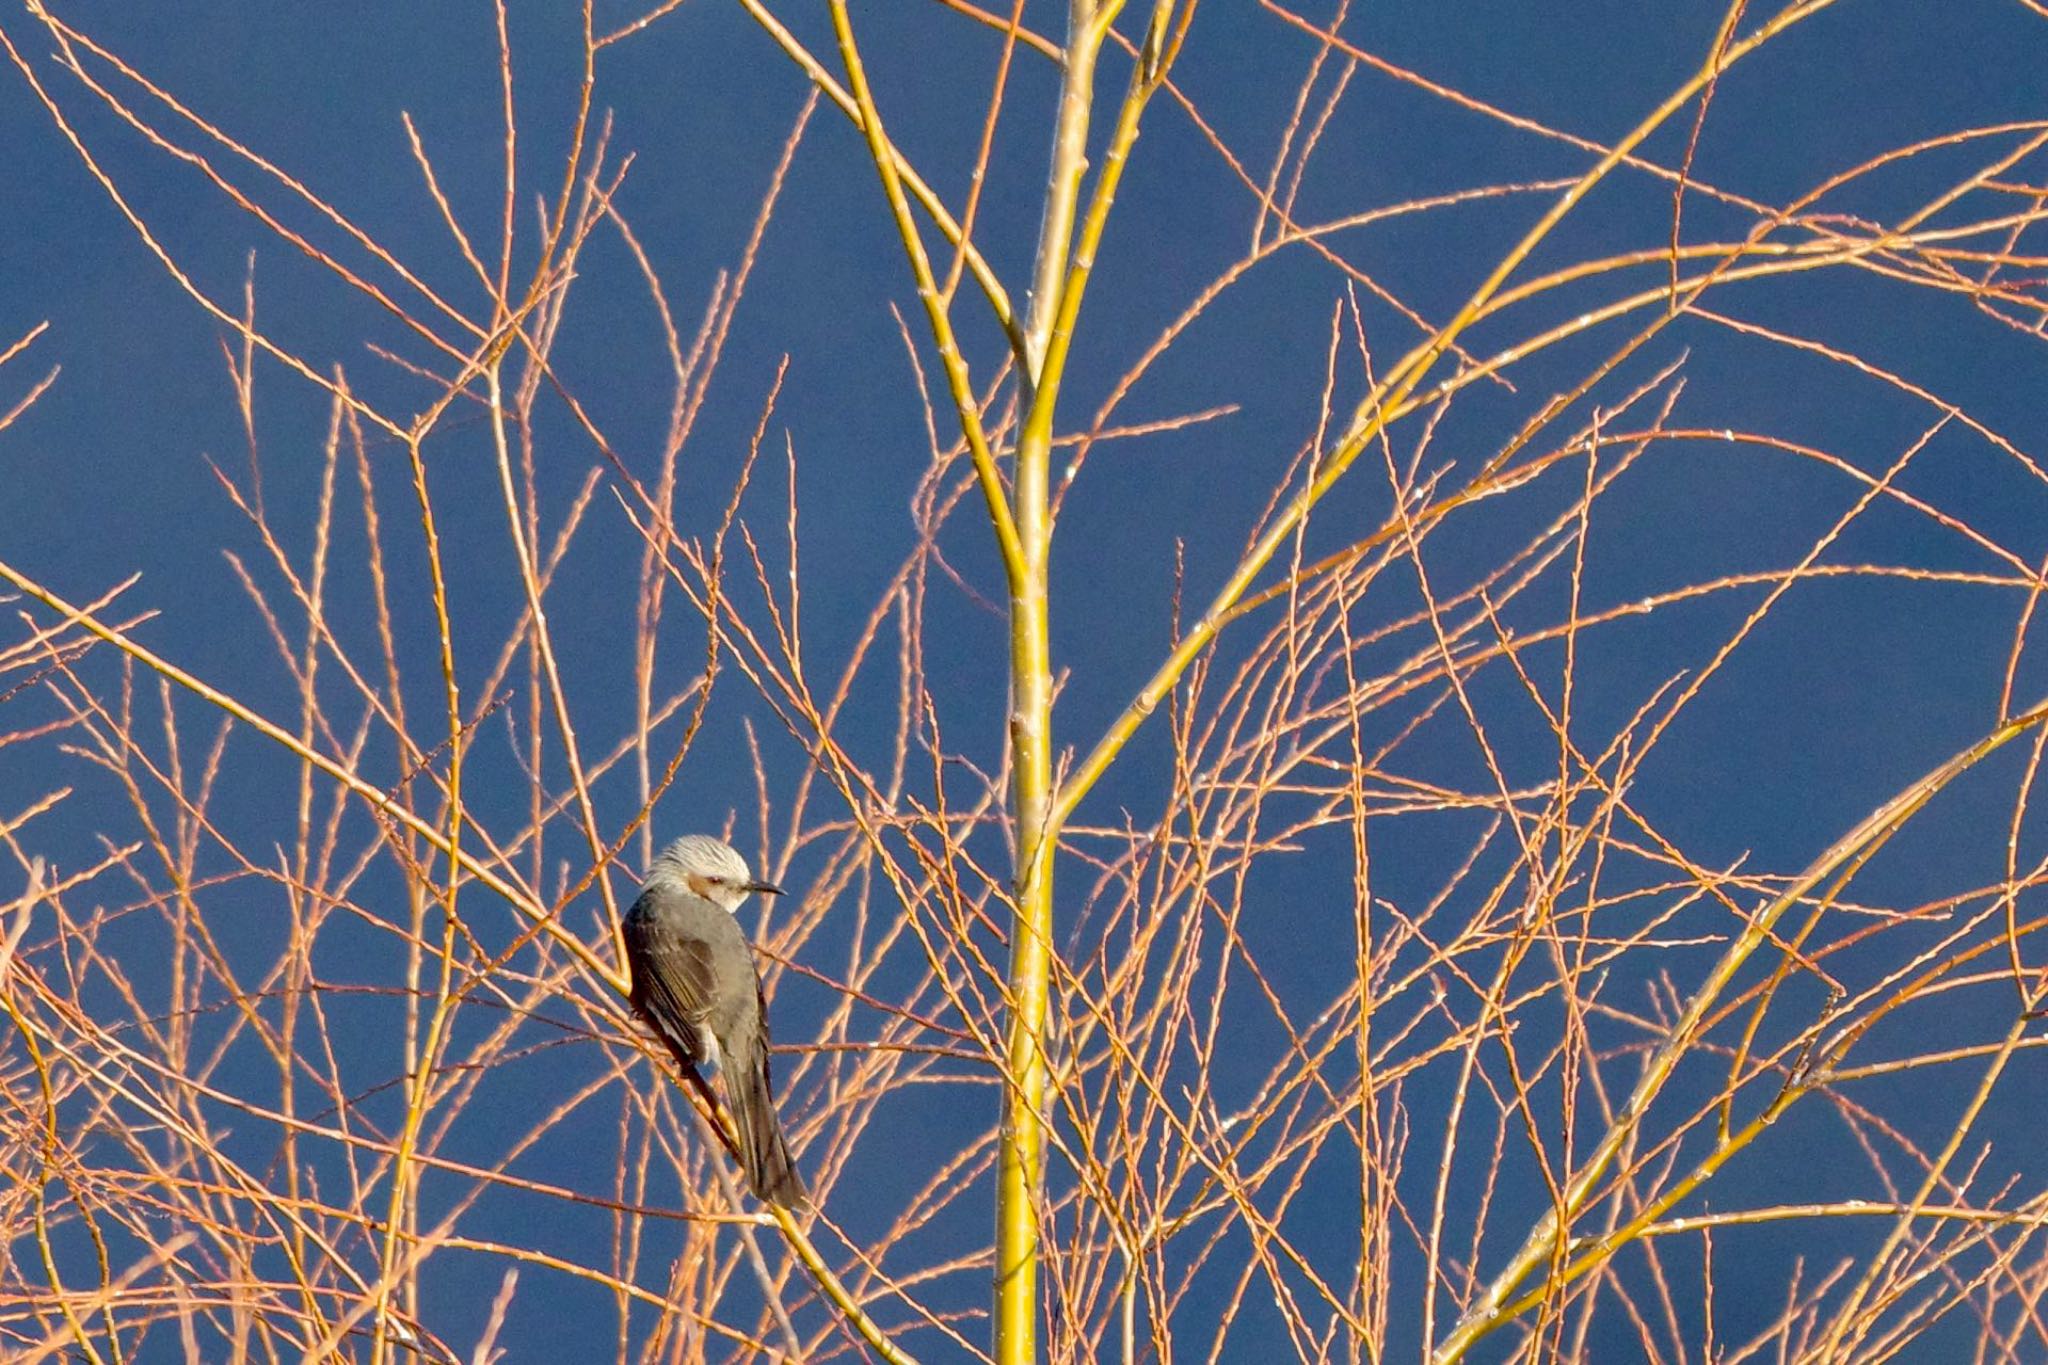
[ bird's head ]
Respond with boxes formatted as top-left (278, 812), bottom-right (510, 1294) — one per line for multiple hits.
top-left (650, 834), bottom-right (784, 913)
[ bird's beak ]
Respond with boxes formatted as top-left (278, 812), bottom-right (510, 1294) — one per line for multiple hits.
top-left (748, 880), bottom-right (784, 896)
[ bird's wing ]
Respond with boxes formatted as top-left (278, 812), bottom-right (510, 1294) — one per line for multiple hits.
top-left (623, 890), bottom-right (722, 1070)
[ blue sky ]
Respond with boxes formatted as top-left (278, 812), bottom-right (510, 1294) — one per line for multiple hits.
top-left (5, 2), bottom-right (2048, 1360)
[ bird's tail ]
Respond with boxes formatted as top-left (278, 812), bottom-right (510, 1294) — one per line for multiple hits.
top-left (726, 1041), bottom-right (805, 1208)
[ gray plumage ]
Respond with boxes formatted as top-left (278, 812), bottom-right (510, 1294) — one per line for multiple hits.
top-left (623, 835), bottom-right (804, 1208)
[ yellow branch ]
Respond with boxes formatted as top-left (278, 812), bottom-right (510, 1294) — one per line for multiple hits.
top-left (827, 0), bottom-right (1027, 588)
top-left (735, 0), bottom-right (1027, 364)
top-left (1431, 692), bottom-right (2048, 1360)
top-left (1048, 0), bottom-right (1846, 842)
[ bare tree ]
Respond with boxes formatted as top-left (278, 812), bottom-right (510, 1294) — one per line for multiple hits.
top-left (4, 2), bottom-right (2048, 1362)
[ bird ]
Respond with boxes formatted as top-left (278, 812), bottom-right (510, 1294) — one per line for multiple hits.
top-left (622, 834), bottom-right (805, 1208)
